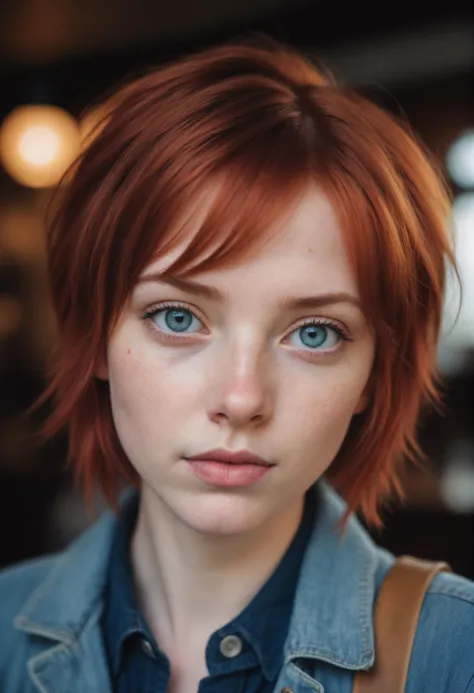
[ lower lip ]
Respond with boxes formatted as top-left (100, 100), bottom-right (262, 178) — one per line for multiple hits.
top-left (186, 459), bottom-right (271, 486)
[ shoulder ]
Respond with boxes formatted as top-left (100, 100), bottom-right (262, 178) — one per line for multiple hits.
top-left (421, 569), bottom-right (474, 643)
top-left (0, 502), bottom-right (119, 691)
top-left (408, 569), bottom-right (474, 693)
top-left (0, 494), bottom-right (131, 640)
top-left (421, 568), bottom-right (474, 637)
top-left (0, 553), bottom-right (62, 689)
top-left (0, 552), bottom-right (60, 626)
top-left (367, 539), bottom-right (474, 693)
top-left (427, 566), bottom-right (474, 604)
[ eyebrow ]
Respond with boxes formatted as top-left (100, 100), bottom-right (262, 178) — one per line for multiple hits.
top-left (137, 273), bottom-right (361, 310)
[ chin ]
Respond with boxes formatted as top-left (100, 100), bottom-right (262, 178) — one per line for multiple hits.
top-left (174, 493), bottom-right (267, 537)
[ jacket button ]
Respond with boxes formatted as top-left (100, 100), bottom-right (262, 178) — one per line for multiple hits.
top-left (281, 688), bottom-right (294, 693)
top-left (141, 639), bottom-right (156, 658)
top-left (219, 634), bottom-right (243, 658)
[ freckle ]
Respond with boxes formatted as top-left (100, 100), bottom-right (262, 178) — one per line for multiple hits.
top-left (127, 349), bottom-right (131, 355)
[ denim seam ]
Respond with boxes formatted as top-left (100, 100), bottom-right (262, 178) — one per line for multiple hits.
top-left (16, 555), bottom-right (69, 618)
top-left (285, 544), bottom-right (375, 669)
top-left (13, 617), bottom-right (74, 646)
top-left (425, 589), bottom-right (474, 606)
top-left (357, 542), bottom-right (373, 659)
top-left (286, 648), bottom-right (372, 669)
top-left (25, 605), bottom-right (102, 692)
top-left (27, 642), bottom-right (76, 693)
top-left (14, 570), bottom-right (104, 646)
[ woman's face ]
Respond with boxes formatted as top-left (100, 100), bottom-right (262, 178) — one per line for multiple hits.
top-left (103, 186), bottom-right (375, 535)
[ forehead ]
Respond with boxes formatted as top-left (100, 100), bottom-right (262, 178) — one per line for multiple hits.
top-left (143, 185), bottom-right (359, 297)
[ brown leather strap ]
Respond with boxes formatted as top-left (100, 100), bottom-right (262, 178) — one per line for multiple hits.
top-left (353, 555), bottom-right (451, 693)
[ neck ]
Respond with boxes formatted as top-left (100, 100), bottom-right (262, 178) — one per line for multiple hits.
top-left (130, 487), bottom-right (303, 661)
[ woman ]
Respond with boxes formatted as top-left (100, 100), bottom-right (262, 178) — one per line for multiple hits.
top-left (0, 37), bottom-right (473, 693)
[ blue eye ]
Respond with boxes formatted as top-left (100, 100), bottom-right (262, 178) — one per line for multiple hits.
top-left (288, 322), bottom-right (343, 351)
top-left (143, 303), bottom-right (351, 352)
top-left (145, 305), bottom-right (203, 334)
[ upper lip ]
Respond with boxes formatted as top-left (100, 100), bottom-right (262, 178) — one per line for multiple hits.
top-left (186, 448), bottom-right (273, 466)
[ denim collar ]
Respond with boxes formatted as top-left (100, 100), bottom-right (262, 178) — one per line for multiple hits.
top-left (14, 481), bottom-right (378, 672)
top-left (284, 482), bottom-right (377, 670)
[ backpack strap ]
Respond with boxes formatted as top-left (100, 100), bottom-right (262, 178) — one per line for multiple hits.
top-left (353, 555), bottom-right (451, 693)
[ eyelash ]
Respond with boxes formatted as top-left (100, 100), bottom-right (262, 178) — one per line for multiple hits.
top-left (141, 301), bottom-right (354, 354)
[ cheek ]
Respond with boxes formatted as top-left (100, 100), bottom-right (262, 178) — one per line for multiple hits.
top-left (106, 337), bottom-right (208, 437)
top-left (289, 369), bottom-right (369, 447)
top-left (107, 345), bottom-right (176, 436)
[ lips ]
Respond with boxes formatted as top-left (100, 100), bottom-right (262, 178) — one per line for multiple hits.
top-left (186, 448), bottom-right (273, 466)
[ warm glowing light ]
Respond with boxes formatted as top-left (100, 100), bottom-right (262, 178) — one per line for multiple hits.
top-left (18, 126), bottom-right (61, 166)
top-left (0, 105), bottom-right (80, 188)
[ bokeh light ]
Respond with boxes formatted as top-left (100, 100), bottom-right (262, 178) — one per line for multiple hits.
top-left (446, 128), bottom-right (474, 190)
top-left (0, 105), bottom-right (80, 188)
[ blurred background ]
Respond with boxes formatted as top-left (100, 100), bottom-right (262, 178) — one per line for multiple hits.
top-left (0, 0), bottom-right (473, 576)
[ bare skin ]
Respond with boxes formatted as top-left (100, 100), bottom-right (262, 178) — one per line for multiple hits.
top-left (101, 185), bottom-right (375, 683)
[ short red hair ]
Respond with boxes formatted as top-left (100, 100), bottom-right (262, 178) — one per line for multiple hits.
top-left (40, 38), bottom-right (455, 527)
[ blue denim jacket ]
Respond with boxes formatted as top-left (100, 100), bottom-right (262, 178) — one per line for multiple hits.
top-left (1, 482), bottom-right (473, 693)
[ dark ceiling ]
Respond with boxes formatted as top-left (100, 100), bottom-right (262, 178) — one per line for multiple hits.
top-left (1, 0), bottom-right (309, 64)
top-left (1, 0), bottom-right (472, 66)
top-left (0, 0), bottom-right (472, 119)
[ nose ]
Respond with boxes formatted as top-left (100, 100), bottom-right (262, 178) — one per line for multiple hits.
top-left (207, 343), bottom-right (274, 429)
